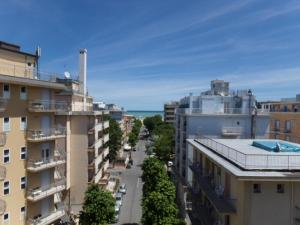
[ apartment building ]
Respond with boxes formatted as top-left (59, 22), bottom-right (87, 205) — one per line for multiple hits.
top-left (186, 137), bottom-right (300, 225)
top-left (0, 41), bottom-right (109, 224)
top-left (164, 101), bottom-right (179, 124)
top-left (259, 95), bottom-right (300, 144)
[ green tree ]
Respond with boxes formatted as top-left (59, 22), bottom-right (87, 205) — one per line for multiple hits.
top-left (142, 191), bottom-right (178, 225)
top-left (141, 157), bottom-right (168, 195)
top-left (128, 131), bottom-right (138, 149)
top-left (154, 134), bottom-right (173, 162)
top-left (154, 178), bottom-right (176, 203)
top-left (108, 118), bottom-right (123, 161)
top-left (79, 184), bottom-right (115, 225)
top-left (143, 115), bottom-right (163, 134)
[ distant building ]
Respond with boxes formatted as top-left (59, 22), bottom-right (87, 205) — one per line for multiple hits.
top-left (259, 94), bottom-right (300, 143)
top-left (186, 137), bottom-right (300, 225)
top-left (164, 101), bottom-right (179, 124)
top-left (174, 80), bottom-right (270, 223)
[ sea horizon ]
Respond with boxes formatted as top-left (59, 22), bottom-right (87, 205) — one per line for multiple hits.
top-left (125, 110), bottom-right (164, 119)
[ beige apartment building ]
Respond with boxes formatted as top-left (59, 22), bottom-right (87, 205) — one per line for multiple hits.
top-left (0, 41), bottom-right (110, 224)
top-left (164, 101), bottom-right (178, 124)
top-left (186, 137), bottom-right (300, 225)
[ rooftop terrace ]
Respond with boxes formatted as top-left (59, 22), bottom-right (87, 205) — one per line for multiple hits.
top-left (193, 137), bottom-right (300, 171)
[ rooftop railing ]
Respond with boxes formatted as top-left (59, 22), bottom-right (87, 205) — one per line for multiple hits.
top-left (0, 61), bottom-right (78, 82)
top-left (28, 100), bottom-right (70, 112)
top-left (195, 136), bottom-right (300, 170)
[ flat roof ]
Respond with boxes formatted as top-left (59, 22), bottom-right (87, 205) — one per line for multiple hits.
top-left (188, 138), bottom-right (300, 180)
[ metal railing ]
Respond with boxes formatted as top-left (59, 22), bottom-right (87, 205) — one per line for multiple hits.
top-left (27, 204), bottom-right (66, 225)
top-left (0, 61), bottom-right (77, 82)
top-left (27, 127), bottom-right (66, 140)
top-left (195, 136), bottom-right (300, 170)
top-left (176, 107), bottom-right (252, 115)
top-left (222, 127), bottom-right (243, 135)
top-left (27, 150), bottom-right (66, 169)
top-left (28, 100), bottom-right (70, 112)
top-left (27, 179), bottom-right (66, 199)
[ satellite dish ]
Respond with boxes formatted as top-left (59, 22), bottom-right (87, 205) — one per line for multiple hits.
top-left (64, 71), bottom-right (71, 79)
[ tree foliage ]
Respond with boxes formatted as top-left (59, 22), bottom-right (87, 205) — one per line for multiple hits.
top-left (143, 115), bottom-right (163, 134)
top-left (108, 118), bottom-right (122, 161)
top-left (128, 119), bottom-right (142, 148)
top-left (79, 184), bottom-right (115, 225)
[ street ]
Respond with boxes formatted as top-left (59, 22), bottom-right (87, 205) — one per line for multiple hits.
top-left (115, 139), bottom-right (146, 225)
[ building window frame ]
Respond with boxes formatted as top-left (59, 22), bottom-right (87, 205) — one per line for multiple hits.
top-left (253, 183), bottom-right (261, 193)
top-left (274, 120), bottom-right (280, 131)
top-left (3, 117), bottom-right (10, 132)
top-left (3, 149), bottom-right (10, 164)
top-left (3, 180), bottom-right (10, 195)
top-left (277, 184), bottom-right (284, 193)
top-left (3, 212), bottom-right (9, 222)
top-left (20, 177), bottom-right (26, 190)
top-left (3, 84), bottom-right (10, 99)
top-left (20, 117), bottom-right (27, 131)
top-left (20, 147), bottom-right (27, 160)
top-left (20, 206), bottom-right (26, 220)
top-left (20, 86), bottom-right (27, 100)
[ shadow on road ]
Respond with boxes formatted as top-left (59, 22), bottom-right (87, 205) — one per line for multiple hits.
top-left (121, 223), bottom-right (139, 225)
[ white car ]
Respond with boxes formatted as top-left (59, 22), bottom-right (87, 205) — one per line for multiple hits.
top-left (115, 192), bottom-right (123, 206)
top-left (119, 183), bottom-right (126, 194)
top-left (167, 161), bottom-right (173, 167)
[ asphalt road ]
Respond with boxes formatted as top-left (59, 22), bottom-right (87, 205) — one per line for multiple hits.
top-left (115, 139), bottom-right (146, 225)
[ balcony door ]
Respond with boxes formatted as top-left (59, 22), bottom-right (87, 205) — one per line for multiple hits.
top-left (41, 116), bottom-right (51, 135)
top-left (41, 197), bottom-right (51, 217)
top-left (41, 143), bottom-right (51, 162)
top-left (42, 89), bottom-right (50, 101)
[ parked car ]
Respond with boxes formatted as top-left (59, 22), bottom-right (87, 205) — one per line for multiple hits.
top-left (115, 192), bottom-right (123, 206)
top-left (114, 203), bottom-right (121, 223)
top-left (119, 183), bottom-right (126, 194)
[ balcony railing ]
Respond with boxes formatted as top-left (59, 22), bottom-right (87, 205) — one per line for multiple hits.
top-left (27, 127), bottom-right (66, 142)
top-left (28, 100), bottom-right (70, 112)
top-left (0, 98), bottom-right (7, 112)
top-left (27, 205), bottom-right (66, 225)
top-left (27, 150), bottom-right (66, 172)
top-left (195, 136), bottom-right (300, 170)
top-left (188, 160), bottom-right (236, 214)
top-left (0, 165), bottom-right (6, 181)
top-left (103, 134), bottom-right (109, 143)
top-left (0, 132), bottom-right (7, 146)
top-left (27, 179), bottom-right (66, 201)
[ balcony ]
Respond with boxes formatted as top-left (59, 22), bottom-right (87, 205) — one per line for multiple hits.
top-left (99, 172), bottom-right (110, 187)
top-left (0, 98), bottom-right (7, 112)
top-left (222, 126), bottom-right (242, 137)
top-left (27, 128), bottom-right (66, 142)
top-left (103, 147), bottom-right (109, 158)
top-left (88, 137), bottom-right (103, 150)
top-left (188, 160), bottom-right (235, 214)
top-left (0, 132), bottom-right (6, 146)
top-left (103, 134), bottom-right (109, 143)
top-left (28, 100), bottom-right (70, 113)
top-left (27, 179), bottom-right (66, 202)
top-left (27, 205), bottom-right (66, 225)
top-left (27, 151), bottom-right (66, 172)
top-left (0, 165), bottom-right (6, 181)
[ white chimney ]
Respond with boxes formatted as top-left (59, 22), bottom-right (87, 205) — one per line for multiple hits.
top-left (79, 49), bottom-right (87, 110)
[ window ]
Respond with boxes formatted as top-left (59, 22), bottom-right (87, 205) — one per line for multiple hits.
top-left (20, 177), bottom-right (26, 189)
top-left (274, 120), bottom-right (280, 131)
top-left (3, 149), bottom-right (10, 164)
top-left (285, 120), bottom-right (291, 132)
top-left (3, 84), bottom-right (10, 99)
top-left (277, 184), bottom-right (284, 193)
top-left (3, 181), bottom-right (9, 195)
top-left (3, 212), bottom-right (9, 222)
top-left (20, 147), bottom-right (27, 160)
top-left (20, 206), bottom-right (26, 219)
top-left (20, 86), bottom-right (27, 100)
top-left (253, 183), bottom-right (261, 193)
top-left (20, 117), bottom-right (27, 130)
top-left (3, 117), bottom-right (10, 132)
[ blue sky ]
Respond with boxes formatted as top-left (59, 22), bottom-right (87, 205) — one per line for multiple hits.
top-left (1, 0), bottom-right (300, 110)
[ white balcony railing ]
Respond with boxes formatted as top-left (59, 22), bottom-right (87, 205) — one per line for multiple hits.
top-left (28, 100), bottom-right (70, 112)
top-left (103, 134), bottom-right (109, 143)
top-left (27, 150), bottom-right (66, 172)
top-left (27, 179), bottom-right (66, 201)
top-left (27, 205), bottom-right (66, 225)
top-left (176, 107), bottom-right (256, 115)
top-left (103, 121), bottom-right (109, 129)
top-left (27, 127), bottom-right (66, 141)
